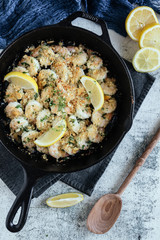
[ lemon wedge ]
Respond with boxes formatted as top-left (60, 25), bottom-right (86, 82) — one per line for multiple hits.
top-left (139, 23), bottom-right (160, 50)
top-left (34, 119), bottom-right (66, 147)
top-left (46, 193), bottom-right (84, 208)
top-left (125, 6), bottom-right (158, 41)
top-left (4, 71), bottom-right (38, 92)
top-left (132, 47), bottom-right (160, 72)
top-left (80, 76), bottom-right (104, 111)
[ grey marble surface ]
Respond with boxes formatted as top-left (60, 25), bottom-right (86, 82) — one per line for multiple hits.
top-left (0, 16), bottom-right (160, 240)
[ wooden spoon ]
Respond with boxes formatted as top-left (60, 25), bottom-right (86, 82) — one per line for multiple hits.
top-left (87, 127), bottom-right (160, 234)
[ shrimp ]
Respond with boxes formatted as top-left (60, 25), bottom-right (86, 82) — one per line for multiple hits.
top-left (61, 135), bottom-right (79, 155)
top-left (87, 55), bottom-right (103, 70)
top-left (5, 83), bottom-right (23, 103)
top-left (91, 110), bottom-right (113, 128)
top-left (10, 116), bottom-right (28, 133)
top-left (25, 100), bottom-right (43, 124)
top-left (49, 93), bottom-right (68, 116)
top-left (87, 67), bottom-right (108, 82)
top-left (40, 86), bottom-right (54, 108)
top-left (31, 45), bottom-right (55, 67)
top-left (18, 55), bottom-right (40, 76)
top-left (48, 141), bottom-right (68, 159)
top-left (67, 115), bottom-right (86, 134)
top-left (71, 51), bottom-right (88, 66)
top-left (22, 130), bottom-right (39, 150)
top-left (12, 66), bottom-right (29, 75)
top-left (21, 89), bottom-right (40, 106)
top-left (56, 81), bottom-right (77, 102)
top-left (36, 109), bottom-right (52, 130)
top-left (102, 98), bottom-right (117, 114)
top-left (70, 66), bottom-right (84, 84)
top-left (75, 132), bottom-right (90, 150)
top-left (87, 124), bottom-right (105, 143)
top-left (37, 69), bottom-right (57, 89)
top-left (52, 45), bottom-right (71, 58)
top-left (75, 98), bottom-right (91, 119)
top-left (101, 78), bottom-right (117, 96)
top-left (67, 46), bottom-right (77, 54)
top-left (52, 61), bottom-right (71, 82)
top-left (5, 102), bottom-right (23, 119)
top-left (36, 146), bottom-right (49, 154)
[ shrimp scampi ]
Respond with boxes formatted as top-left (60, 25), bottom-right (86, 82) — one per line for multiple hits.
top-left (4, 41), bottom-right (118, 160)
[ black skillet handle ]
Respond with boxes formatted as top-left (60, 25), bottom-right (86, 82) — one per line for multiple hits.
top-left (6, 167), bottom-right (38, 232)
top-left (59, 11), bottom-right (112, 46)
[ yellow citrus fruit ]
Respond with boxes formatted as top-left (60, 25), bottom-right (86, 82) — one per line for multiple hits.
top-left (4, 71), bottom-right (38, 92)
top-left (34, 119), bottom-right (66, 147)
top-left (80, 75), bottom-right (104, 111)
top-left (139, 23), bottom-right (160, 49)
top-left (46, 193), bottom-right (84, 208)
top-left (125, 6), bottom-right (158, 41)
top-left (132, 47), bottom-right (160, 72)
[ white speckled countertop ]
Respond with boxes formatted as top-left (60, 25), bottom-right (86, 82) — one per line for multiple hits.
top-left (0, 16), bottom-right (160, 240)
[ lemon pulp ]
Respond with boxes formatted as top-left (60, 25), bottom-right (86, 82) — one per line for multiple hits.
top-left (132, 47), bottom-right (160, 72)
top-left (34, 119), bottom-right (66, 147)
top-left (125, 6), bottom-right (158, 41)
top-left (4, 71), bottom-right (38, 92)
top-left (80, 75), bottom-right (104, 111)
top-left (46, 193), bottom-right (84, 208)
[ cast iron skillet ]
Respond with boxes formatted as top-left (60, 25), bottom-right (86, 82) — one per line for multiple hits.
top-left (0, 11), bottom-right (134, 232)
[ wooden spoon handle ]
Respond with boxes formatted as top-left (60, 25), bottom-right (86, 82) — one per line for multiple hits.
top-left (116, 127), bottom-right (160, 196)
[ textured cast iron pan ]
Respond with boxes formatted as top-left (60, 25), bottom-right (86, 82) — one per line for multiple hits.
top-left (0, 11), bottom-right (134, 232)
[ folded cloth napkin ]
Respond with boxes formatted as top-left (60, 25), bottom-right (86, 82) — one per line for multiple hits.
top-left (0, 61), bottom-right (155, 197)
top-left (0, 0), bottom-right (160, 48)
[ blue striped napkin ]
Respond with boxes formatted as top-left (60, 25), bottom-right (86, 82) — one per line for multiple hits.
top-left (0, 0), bottom-right (160, 48)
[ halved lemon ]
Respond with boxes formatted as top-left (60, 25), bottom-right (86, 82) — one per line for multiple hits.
top-left (125, 6), bottom-right (158, 41)
top-left (34, 119), bottom-right (66, 147)
top-left (132, 47), bottom-right (160, 72)
top-left (4, 71), bottom-right (38, 92)
top-left (139, 23), bottom-right (160, 49)
top-left (80, 76), bottom-right (104, 111)
top-left (46, 193), bottom-right (84, 208)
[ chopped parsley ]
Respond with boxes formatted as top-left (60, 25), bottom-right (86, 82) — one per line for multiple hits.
top-left (70, 119), bottom-right (75, 123)
top-left (15, 105), bottom-right (22, 109)
top-left (21, 62), bottom-right (30, 67)
top-left (34, 92), bottom-right (39, 100)
top-left (23, 127), bottom-right (29, 132)
top-left (49, 100), bottom-right (56, 106)
top-left (102, 113), bottom-right (106, 119)
top-left (45, 98), bottom-right (50, 103)
top-left (58, 96), bottom-right (66, 111)
top-left (86, 95), bottom-right (90, 100)
top-left (40, 115), bottom-right (48, 122)
top-left (68, 135), bottom-right (75, 145)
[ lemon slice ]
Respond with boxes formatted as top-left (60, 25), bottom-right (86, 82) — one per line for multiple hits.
top-left (4, 71), bottom-right (38, 92)
top-left (139, 23), bottom-right (160, 49)
top-left (125, 6), bottom-right (158, 41)
top-left (80, 76), bottom-right (104, 111)
top-left (34, 119), bottom-right (66, 147)
top-left (132, 47), bottom-right (160, 72)
top-left (46, 193), bottom-right (84, 208)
